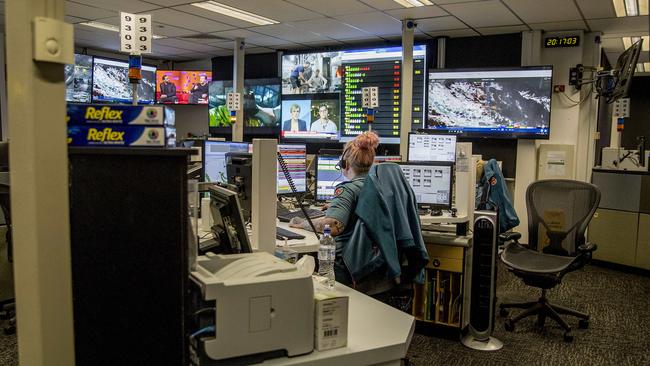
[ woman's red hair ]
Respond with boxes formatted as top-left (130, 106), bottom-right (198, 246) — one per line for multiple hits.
top-left (343, 131), bottom-right (380, 173)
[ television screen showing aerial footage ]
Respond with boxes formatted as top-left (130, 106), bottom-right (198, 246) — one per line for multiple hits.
top-left (92, 57), bottom-right (156, 104)
top-left (65, 54), bottom-right (93, 103)
top-left (426, 67), bottom-right (553, 139)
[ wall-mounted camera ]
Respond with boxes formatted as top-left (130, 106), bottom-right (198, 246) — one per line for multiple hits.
top-left (405, 20), bottom-right (417, 29)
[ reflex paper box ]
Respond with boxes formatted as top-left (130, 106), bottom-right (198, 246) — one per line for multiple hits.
top-left (67, 104), bottom-right (165, 125)
top-left (68, 125), bottom-right (166, 147)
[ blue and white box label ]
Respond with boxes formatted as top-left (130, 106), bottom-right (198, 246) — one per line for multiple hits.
top-left (67, 104), bottom-right (164, 125)
top-left (68, 125), bottom-right (166, 146)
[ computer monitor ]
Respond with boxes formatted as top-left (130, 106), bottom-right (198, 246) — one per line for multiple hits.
top-left (408, 133), bottom-right (457, 162)
top-left (277, 144), bottom-right (307, 195)
top-left (208, 185), bottom-right (252, 254)
top-left (315, 154), bottom-right (345, 202)
top-left (280, 93), bottom-right (341, 141)
top-left (374, 155), bottom-right (402, 163)
top-left (397, 162), bottom-right (453, 209)
top-left (202, 141), bottom-right (250, 183)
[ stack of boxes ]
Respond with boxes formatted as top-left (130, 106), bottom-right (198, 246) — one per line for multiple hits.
top-left (67, 104), bottom-right (176, 147)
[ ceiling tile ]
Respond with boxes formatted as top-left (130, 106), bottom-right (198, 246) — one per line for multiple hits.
top-left (335, 12), bottom-right (403, 36)
top-left (385, 5), bottom-right (448, 20)
top-left (290, 18), bottom-right (370, 40)
top-left (138, 0), bottom-right (196, 5)
top-left (65, 1), bottom-right (117, 20)
top-left (70, 0), bottom-right (161, 13)
top-left (415, 16), bottom-right (466, 32)
top-left (284, 0), bottom-right (375, 16)
top-left (66, 15), bottom-right (88, 24)
top-left (575, 0), bottom-right (616, 19)
top-left (529, 20), bottom-right (587, 32)
top-left (357, 0), bottom-right (403, 10)
top-left (422, 28), bottom-right (479, 38)
top-left (441, 0), bottom-right (522, 28)
top-left (147, 8), bottom-right (234, 33)
top-left (477, 24), bottom-right (529, 35)
top-left (208, 29), bottom-right (293, 46)
top-left (248, 23), bottom-right (330, 43)
top-left (175, 0), bottom-right (322, 26)
top-left (154, 38), bottom-right (223, 52)
top-left (587, 16), bottom-right (649, 35)
top-left (503, 0), bottom-right (581, 23)
top-left (435, 0), bottom-right (488, 3)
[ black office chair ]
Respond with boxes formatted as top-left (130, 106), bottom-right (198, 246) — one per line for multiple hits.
top-left (498, 179), bottom-right (600, 342)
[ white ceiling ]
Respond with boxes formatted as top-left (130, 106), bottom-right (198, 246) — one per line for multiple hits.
top-left (5, 0), bottom-right (649, 61)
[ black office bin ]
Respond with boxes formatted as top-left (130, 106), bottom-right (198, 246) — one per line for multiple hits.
top-left (68, 147), bottom-right (191, 366)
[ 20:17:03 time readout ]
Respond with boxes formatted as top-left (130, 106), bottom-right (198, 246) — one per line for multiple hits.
top-left (544, 36), bottom-right (580, 48)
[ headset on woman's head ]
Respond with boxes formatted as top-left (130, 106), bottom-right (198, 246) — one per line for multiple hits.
top-left (336, 145), bottom-right (349, 170)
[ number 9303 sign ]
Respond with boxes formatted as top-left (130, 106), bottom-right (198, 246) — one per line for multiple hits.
top-left (120, 12), bottom-right (152, 54)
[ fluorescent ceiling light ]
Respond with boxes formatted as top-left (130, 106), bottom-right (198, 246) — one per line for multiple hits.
top-left (191, 1), bottom-right (278, 26)
top-left (394, 0), bottom-right (433, 7)
top-left (80, 21), bottom-right (166, 39)
top-left (614, 0), bottom-right (648, 16)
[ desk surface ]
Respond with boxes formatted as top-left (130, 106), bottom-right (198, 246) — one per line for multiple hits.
top-left (198, 219), bottom-right (320, 254)
top-left (259, 283), bottom-right (415, 366)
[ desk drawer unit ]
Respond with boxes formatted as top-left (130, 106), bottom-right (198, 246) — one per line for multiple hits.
top-left (426, 244), bottom-right (463, 273)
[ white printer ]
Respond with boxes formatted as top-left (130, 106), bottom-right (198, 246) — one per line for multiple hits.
top-left (190, 252), bottom-right (314, 363)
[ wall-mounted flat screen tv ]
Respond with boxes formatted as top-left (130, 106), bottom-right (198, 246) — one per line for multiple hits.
top-left (92, 57), bottom-right (156, 104)
top-left (156, 70), bottom-right (212, 104)
top-left (65, 54), bottom-right (93, 103)
top-left (426, 66), bottom-right (553, 139)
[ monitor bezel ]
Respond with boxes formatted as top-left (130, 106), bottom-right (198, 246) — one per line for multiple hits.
top-left (407, 132), bottom-right (458, 163)
top-left (424, 65), bottom-right (554, 140)
top-left (396, 161), bottom-right (454, 209)
top-left (314, 153), bottom-right (344, 203)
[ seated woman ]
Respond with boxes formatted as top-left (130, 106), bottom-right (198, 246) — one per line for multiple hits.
top-left (289, 131), bottom-right (379, 285)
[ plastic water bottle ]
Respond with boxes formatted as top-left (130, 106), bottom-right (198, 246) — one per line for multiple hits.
top-left (318, 225), bottom-right (336, 289)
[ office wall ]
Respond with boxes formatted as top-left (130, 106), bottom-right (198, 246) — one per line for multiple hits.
top-left (169, 104), bottom-right (209, 138)
top-left (513, 31), bottom-right (601, 242)
top-left (621, 76), bottom-right (650, 149)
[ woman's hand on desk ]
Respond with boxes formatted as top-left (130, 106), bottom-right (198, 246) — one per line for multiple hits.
top-left (289, 217), bottom-right (306, 228)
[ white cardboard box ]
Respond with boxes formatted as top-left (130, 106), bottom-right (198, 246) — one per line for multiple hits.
top-left (314, 289), bottom-right (349, 351)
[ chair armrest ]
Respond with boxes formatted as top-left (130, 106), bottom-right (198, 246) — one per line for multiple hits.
top-left (499, 232), bottom-right (522, 243)
top-left (577, 242), bottom-right (597, 253)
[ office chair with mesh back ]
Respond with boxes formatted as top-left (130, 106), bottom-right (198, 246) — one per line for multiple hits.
top-left (499, 180), bottom-right (600, 342)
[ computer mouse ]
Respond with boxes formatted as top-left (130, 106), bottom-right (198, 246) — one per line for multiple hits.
top-left (431, 209), bottom-right (443, 217)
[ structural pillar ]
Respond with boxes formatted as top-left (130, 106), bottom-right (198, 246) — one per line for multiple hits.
top-left (513, 30), bottom-right (543, 243)
top-left (232, 38), bottom-right (245, 142)
top-left (6, 0), bottom-right (76, 364)
top-left (399, 20), bottom-right (415, 160)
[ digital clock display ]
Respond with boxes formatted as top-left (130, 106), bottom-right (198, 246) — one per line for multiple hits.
top-left (544, 36), bottom-right (580, 48)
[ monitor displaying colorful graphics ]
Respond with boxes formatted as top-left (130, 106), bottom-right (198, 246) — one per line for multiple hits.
top-left (208, 79), bottom-right (281, 129)
top-left (277, 144), bottom-right (307, 194)
top-left (92, 57), bottom-right (156, 104)
top-left (65, 54), bottom-right (93, 103)
top-left (203, 141), bottom-right (250, 183)
top-left (156, 70), bottom-right (212, 104)
top-left (280, 93), bottom-right (341, 141)
top-left (426, 67), bottom-right (553, 139)
top-left (282, 45), bottom-right (427, 144)
top-left (315, 154), bottom-right (345, 201)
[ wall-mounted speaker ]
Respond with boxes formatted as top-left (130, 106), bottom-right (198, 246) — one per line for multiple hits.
top-left (461, 210), bottom-right (503, 351)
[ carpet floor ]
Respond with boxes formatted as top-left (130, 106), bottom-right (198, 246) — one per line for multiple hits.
top-left (0, 264), bottom-right (648, 365)
top-left (406, 263), bottom-right (650, 366)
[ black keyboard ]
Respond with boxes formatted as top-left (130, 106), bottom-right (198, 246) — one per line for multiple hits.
top-left (277, 207), bottom-right (325, 222)
top-left (276, 227), bottom-right (305, 240)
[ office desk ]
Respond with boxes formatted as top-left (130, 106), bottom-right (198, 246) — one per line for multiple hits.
top-left (197, 219), bottom-right (320, 254)
top-left (259, 283), bottom-right (415, 366)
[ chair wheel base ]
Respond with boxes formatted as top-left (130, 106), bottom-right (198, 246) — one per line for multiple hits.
top-left (578, 319), bottom-right (589, 329)
top-left (504, 319), bottom-right (515, 332)
top-left (563, 332), bottom-right (573, 342)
